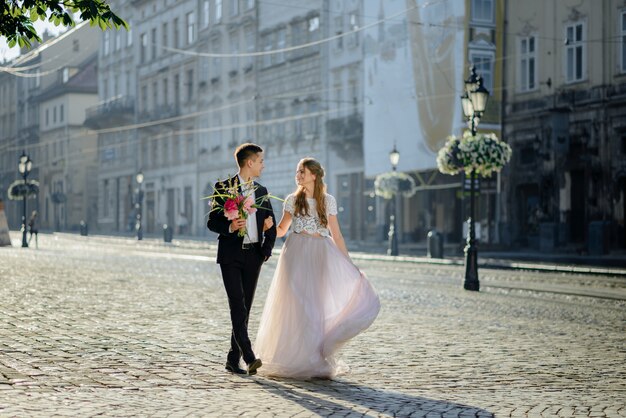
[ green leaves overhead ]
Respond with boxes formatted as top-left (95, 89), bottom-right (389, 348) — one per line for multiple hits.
top-left (1, 0), bottom-right (127, 50)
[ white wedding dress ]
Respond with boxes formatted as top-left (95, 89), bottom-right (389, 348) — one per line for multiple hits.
top-left (254, 194), bottom-right (380, 379)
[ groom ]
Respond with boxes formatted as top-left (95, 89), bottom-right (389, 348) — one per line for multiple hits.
top-left (207, 143), bottom-right (277, 375)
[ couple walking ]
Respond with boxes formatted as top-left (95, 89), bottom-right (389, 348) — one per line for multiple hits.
top-left (207, 143), bottom-right (380, 379)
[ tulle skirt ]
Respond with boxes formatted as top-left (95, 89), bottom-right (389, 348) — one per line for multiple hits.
top-left (254, 233), bottom-right (380, 379)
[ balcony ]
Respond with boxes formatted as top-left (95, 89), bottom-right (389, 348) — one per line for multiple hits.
top-left (326, 114), bottom-right (363, 159)
top-left (84, 96), bottom-right (135, 129)
top-left (138, 104), bottom-right (180, 125)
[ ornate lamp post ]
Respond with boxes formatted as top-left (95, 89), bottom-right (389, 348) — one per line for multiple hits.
top-left (18, 151), bottom-right (33, 248)
top-left (461, 67), bottom-right (490, 291)
top-left (135, 170), bottom-right (144, 240)
top-left (387, 145), bottom-right (400, 256)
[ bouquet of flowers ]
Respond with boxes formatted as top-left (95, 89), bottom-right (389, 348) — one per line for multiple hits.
top-left (437, 130), bottom-right (512, 177)
top-left (205, 177), bottom-right (282, 237)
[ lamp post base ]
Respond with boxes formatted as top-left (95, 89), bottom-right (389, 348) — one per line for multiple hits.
top-left (387, 215), bottom-right (398, 256)
top-left (463, 241), bottom-right (479, 291)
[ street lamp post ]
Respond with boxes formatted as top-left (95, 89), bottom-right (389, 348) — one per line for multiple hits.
top-left (18, 151), bottom-right (33, 248)
top-left (461, 66), bottom-right (490, 291)
top-left (387, 145), bottom-right (400, 256)
top-left (135, 170), bottom-right (144, 241)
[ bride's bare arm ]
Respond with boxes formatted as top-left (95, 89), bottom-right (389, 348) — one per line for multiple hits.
top-left (276, 211), bottom-right (293, 238)
top-left (327, 215), bottom-right (349, 258)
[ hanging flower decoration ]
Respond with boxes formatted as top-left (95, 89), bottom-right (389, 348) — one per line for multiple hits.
top-left (7, 179), bottom-right (39, 200)
top-left (437, 131), bottom-right (512, 177)
top-left (374, 171), bottom-right (417, 200)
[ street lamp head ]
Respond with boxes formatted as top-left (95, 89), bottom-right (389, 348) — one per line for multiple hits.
top-left (464, 66), bottom-right (480, 96)
top-left (136, 170), bottom-right (144, 185)
top-left (469, 80), bottom-right (490, 113)
top-left (389, 145), bottom-right (400, 170)
top-left (18, 151), bottom-right (32, 176)
top-left (461, 93), bottom-right (474, 118)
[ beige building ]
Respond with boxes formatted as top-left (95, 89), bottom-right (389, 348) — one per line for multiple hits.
top-left (503, 0), bottom-right (626, 252)
top-left (0, 23), bottom-right (99, 231)
top-left (38, 53), bottom-right (99, 230)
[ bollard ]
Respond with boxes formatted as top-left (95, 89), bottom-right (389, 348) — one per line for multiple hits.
top-left (80, 220), bottom-right (89, 236)
top-left (163, 224), bottom-right (173, 243)
top-left (427, 230), bottom-right (444, 258)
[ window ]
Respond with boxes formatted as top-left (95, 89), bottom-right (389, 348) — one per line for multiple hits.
top-left (216, 0), bottom-right (222, 22)
top-left (60, 104), bottom-right (64, 122)
top-left (173, 18), bottom-right (180, 48)
top-left (162, 22), bottom-right (168, 49)
top-left (230, 0), bottom-right (239, 16)
top-left (211, 112), bottom-right (222, 149)
top-left (45, 108), bottom-right (49, 126)
top-left (104, 31), bottom-right (110, 56)
top-left (230, 32), bottom-right (240, 71)
top-left (141, 85), bottom-right (148, 112)
top-left (62, 68), bottom-right (69, 83)
top-left (565, 21), bottom-right (585, 82)
top-left (186, 69), bottom-right (194, 102)
top-left (348, 13), bottom-right (359, 47)
top-left (140, 33), bottom-right (148, 63)
top-left (127, 21), bottom-right (133, 47)
top-left (174, 74), bottom-right (180, 106)
top-left (53, 106), bottom-right (57, 123)
top-left (245, 28), bottom-right (255, 68)
top-left (245, 0), bottom-right (254, 10)
top-left (470, 52), bottom-right (494, 91)
top-left (309, 16), bottom-right (319, 35)
top-left (308, 101), bottom-right (319, 134)
top-left (471, 0), bottom-right (493, 23)
top-left (187, 12), bottom-right (195, 44)
top-left (519, 36), bottom-right (536, 91)
top-left (115, 32), bottom-right (121, 51)
top-left (151, 28), bottom-right (157, 59)
top-left (231, 108), bottom-right (239, 143)
top-left (276, 28), bottom-right (286, 63)
top-left (293, 102), bottom-right (303, 138)
top-left (163, 78), bottom-right (169, 105)
top-left (246, 104), bottom-right (254, 138)
top-left (152, 81), bottom-right (158, 109)
top-left (334, 16), bottom-right (343, 50)
top-left (203, 0), bottom-right (210, 27)
top-left (620, 10), bottom-right (626, 73)
top-left (262, 33), bottom-right (272, 67)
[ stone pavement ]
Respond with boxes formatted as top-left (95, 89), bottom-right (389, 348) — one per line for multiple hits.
top-left (0, 233), bottom-right (624, 417)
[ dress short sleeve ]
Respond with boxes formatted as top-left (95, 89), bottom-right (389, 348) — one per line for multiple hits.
top-left (284, 194), bottom-right (295, 214)
top-left (326, 194), bottom-right (338, 216)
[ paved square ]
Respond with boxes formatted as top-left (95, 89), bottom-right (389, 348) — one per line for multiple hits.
top-left (0, 233), bottom-right (624, 417)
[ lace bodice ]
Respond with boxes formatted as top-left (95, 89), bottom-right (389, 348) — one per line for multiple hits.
top-left (284, 193), bottom-right (338, 237)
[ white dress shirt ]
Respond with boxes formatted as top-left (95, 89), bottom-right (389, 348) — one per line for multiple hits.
top-left (238, 175), bottom-right (259, 244)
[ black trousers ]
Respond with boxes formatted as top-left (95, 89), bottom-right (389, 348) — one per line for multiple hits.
top-left (219, 250), bottom-right (264, 365)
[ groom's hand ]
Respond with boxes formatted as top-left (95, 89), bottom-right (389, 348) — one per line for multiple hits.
top-left (230, 218), bottom-right (246, 233)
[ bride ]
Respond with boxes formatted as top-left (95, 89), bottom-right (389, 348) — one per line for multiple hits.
top-left (254, 157), bottom-right (380, 379)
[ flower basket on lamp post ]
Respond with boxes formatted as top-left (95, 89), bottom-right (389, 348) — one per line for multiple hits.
top-left (374, 167), bottom-right (416, 256)
top-left (437, 130), bottom-right (512, 290)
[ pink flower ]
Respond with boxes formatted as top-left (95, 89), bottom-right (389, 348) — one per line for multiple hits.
top-left (243, 196), bottom-right (256, 215)
top-left (224, 198), bottom-right (240, 220)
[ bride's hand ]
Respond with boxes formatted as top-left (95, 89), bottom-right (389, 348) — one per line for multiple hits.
top-left (263, 216), bottom-right (274, 232)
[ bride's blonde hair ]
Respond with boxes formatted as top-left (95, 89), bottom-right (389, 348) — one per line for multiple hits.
top-left (294, 158), bottom-right (328, 227)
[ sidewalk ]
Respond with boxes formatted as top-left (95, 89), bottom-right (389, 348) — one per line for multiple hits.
top-left (15, 230), bottom-right (626, 276)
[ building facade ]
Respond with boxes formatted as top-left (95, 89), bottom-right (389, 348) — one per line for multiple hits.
top-left (503, 0), bottom-right (626, 252)
top-left (0, 24), bottom-right (99, 231)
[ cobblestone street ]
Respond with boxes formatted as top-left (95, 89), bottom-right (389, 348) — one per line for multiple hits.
top-left (0, 233), bottom-right (624, 417)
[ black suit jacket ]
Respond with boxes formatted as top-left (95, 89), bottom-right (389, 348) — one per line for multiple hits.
top-left (206, 176), bottom-right (277, 264)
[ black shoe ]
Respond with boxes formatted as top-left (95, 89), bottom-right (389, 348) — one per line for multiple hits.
top-left (225, 362), bottom-right (247, 375)
top-left (247, 358), bottom-right (262, 375)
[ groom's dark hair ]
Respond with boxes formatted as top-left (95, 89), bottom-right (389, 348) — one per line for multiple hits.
top-left (235, 143), bottom-right (263, 167)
